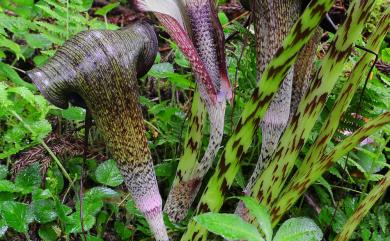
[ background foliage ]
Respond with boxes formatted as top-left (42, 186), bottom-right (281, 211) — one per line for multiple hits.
top-left (0, 0), bottom-right (389, 240)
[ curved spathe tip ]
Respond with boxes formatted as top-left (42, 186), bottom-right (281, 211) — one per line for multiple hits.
top-left (27, 68), bottom-right (70, 109)
top-left (27, 21), bottom-right (158, 109)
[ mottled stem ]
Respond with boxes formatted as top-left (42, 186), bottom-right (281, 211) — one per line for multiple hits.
top-left (164, 91), bottom-right (206, 222)
top-left (270, 9), bottom-right (390, 225)
top-left (180, 1), bottom-right (335, 239)
top-left (290, 28), bottom-right (322, 116)
top-left (248, 0), bottom-right (376, 225)
top-left (155, 0), bottom-right (230, 222)
top-left (27, 22), bottom-right (168, 241)
top-left (235, 0), bottom-right (300, 220)
top-left (335, 170), bottom-right (390, 241)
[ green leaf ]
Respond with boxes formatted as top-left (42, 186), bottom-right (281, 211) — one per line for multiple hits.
top-left (0, 201), bottom-right (33, 233)
top-left (193, 213), bottom-right (264, 241)
top-left (218, 12), bottom-right (229, 26)
top-left (29, 119), bottom-right (52, 140)
top-left (33, 54), bottom-right (50, 66)
top-left (25, 34), bottom-right (52, 49)
top-left (46, 166), bottom-right (64, 195)
top-left (95, 160), bottom-right (123, 187)
top-left (382, 48), bottom-right (390, 63)
top-left (8, 86), bottom-right (36, 105)
top-left (167, 73), bottom-right (194, 89)
top-left (114, 221), bottom-right (133, 240)
top-left (154, 162), bottom-right (176, 177)
top-left (174, 47), bottom-right (189, 68)
top-left (61, 106), bottom-right (86, 121)
top-left (65, 211), bottom-right (95, 234)
top-left (15, 163), bottom-right (41, 194)
top-left (81, 0), bottom-right (94, 11)
top-left (0, 180), bottom-right (22, 193)
top-left (81, 187), bottom-right (118, 217)
top-left (86, 235), bottom-right (103, 241)
top-left (54, 198), bottom-right (72, 224)
top-left (95, 2), bottom-right (120, 16)
top-left (0, 36), bottom-right (23, 59)
top-left (273, 217), bottom-right (323, 241)
top-left (31, 199), bottom-right (57, 223)
top-left (12, 0), bottom-right (34, 6)
top-left (238, 197), bottom-right (272, 241)
top-left (125, 200), bottom-right (143, 217)
top-left (32, 189), bottom-right (53, 201)
top-left (0, 62), bottom-right (35, 90)
top-left (0, 165), bottom-right (7, 180)
top-left (38, 223), bottom-right (60, 241)
top-left (0, 219), bottom-right (7, 237)
top-left (85, 186), bottom-right (119, 200)
top-left (148, 62), bottom-right (174, 78)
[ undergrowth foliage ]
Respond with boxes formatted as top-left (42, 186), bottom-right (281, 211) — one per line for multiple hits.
top-left (0, 0), bottom-right (389, 240)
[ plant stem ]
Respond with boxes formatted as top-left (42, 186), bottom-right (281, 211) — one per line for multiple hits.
top-left (334, 170), bottom-right (390, 241)
top-left (249, 0), bottom-right (376, 212)
top-left (268, 8), bottom-right (389, 225)
top-left (180, 1), bottom-right (336, 240)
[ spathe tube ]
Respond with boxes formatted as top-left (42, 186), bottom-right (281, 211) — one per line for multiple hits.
top-left (134, 0), bottom-right (231, 222)
top-left (27, 22), bottom-right (169, 241)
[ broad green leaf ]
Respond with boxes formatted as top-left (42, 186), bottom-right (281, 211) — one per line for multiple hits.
top-left (32, 189), bottom-right (52, 201)
top-left (15, 163), bottom-right (41, 194)
top-left (33, 54), bottom-right (50, 66)
top-left (12, 0), bottom-right (34, 6)
top-left (194, 213), bottom-right (264, 241)
top-left (86, 235), bottom-right (103, 241)
top-left (81, 0), bottom-right (94, 11)
top-left (54, 198), bottom-right (72, 224)
top-left (273, 217), bottom-right (323, 241)
top-left (167, 73), bottom-right (194, 89)
top-left (65, 211), bottom-right (95, 234)
top-left (61, 106), bottom-right (86, 121)
top-left (29, 119), bottom-right (52, 140)
top-left (126, 200), bottom-right (143, 217)
top-left (148, 62), bottom-right (174, 78)
top-left (82, 196), bottom-right (103, 216)
top-left (174, 48), bottom-right (190, 68)
top-left (31, 199), bottom-right (57, 223)
top-left (0, 180), bottom-right (22, 193)
top-left (382, 48), bottom-right (390, 63)
top-left (238, 197), bottom-right (272, 241)
top-left (95, 2), bottom-right (120, 16)
top-left (38, 223), bottom-right (60, 241)
top-left (82, 187), bottom-right (118, 217)
top-left (25, 33), bottom-right (52, 49)
top-left (0, 201), bottom-right (34, 233)
top-left (95, 159), bottom-right (123, 187)
top-left (154, 162), bottom-right (176, 177)
top-left (114, 221), bottom-right (133, 239)
top-left (0, 165), bottom-right (7, 179)
top-left (85, 186), bottom-right (119, 200)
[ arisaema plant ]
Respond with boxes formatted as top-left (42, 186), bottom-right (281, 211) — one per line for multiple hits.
top-left (174, 0), bottom-right (389, 240)
top-left (133, 0), bottom-right (233, 222)
top-left (27, 22), bottom-right (170, 241)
